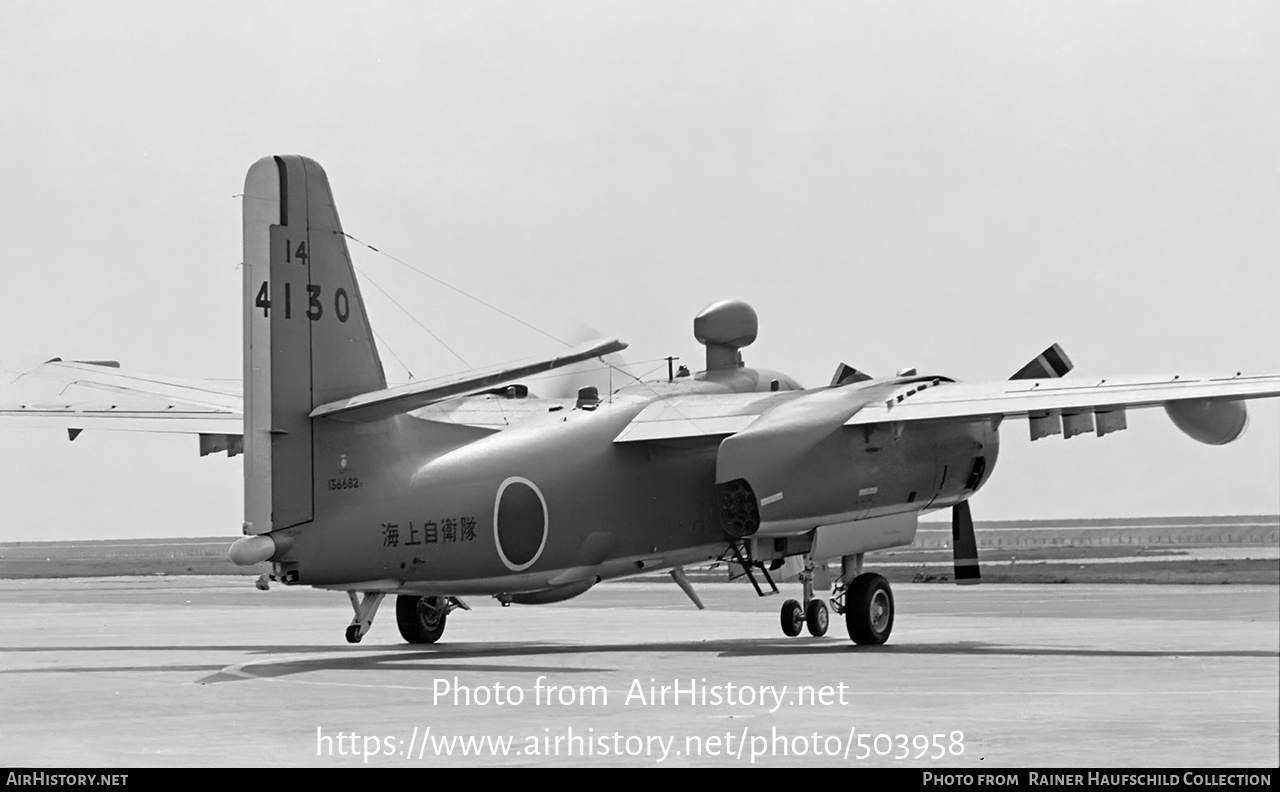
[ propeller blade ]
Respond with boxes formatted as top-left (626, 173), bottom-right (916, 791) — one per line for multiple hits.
top-left (952, 500), bottom-right (981, 585)
top-left (829, 363), bottom-right (872, 386)
top-left (1010, 343), bottom-right (1074, 380)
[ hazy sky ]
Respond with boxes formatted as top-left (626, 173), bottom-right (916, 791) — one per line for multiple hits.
top-left (1, 1), bottom-right (1277, 541)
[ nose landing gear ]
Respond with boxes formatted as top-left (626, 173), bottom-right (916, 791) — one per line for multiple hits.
top-left (778, 554), bottom-right (831, 638)
top-left (805, 597), bottom-right (829, 637)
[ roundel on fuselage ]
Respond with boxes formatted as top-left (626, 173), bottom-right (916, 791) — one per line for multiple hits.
top-left (493, 477), bottom-right (548, 572)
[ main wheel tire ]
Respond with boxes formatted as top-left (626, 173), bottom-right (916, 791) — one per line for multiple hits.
top-left (396, 595), bottom-right (448, 644)
top-left (805, 599), bottom-right (829, 637)
top-left (780, 599), bottom-right (804, 637)
top-left (845, 573), bottom-right (894, 645)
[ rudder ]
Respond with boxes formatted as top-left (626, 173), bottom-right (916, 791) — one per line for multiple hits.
top-left (242, 155), bottom-right (385, 534)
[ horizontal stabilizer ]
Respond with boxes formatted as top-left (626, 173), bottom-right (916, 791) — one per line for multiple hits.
top-left (311, 338), bottom-right (628, 422)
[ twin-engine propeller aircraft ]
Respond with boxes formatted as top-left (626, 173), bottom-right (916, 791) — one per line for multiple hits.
top-left (6, 155), bottom-right (1280, 646)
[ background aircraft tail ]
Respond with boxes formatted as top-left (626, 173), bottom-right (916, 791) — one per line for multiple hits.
top-left (241, 155), bottom-right (386, 535)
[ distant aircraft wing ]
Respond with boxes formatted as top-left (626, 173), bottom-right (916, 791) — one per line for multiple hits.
top-left (311, 337), bottom-right (628, 422)
top-left (0, 402), bottom-right (241, 436)
top-left (10, 359), bottom-right (242, 411)
top-left (2, 359), bottom-right (244, 454)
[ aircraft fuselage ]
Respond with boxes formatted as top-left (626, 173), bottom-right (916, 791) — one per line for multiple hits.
top-left (267, 368), bottom-right (999, 597)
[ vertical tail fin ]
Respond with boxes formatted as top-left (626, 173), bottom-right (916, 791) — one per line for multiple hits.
top-left (242, 156), bottom-right (385, 534)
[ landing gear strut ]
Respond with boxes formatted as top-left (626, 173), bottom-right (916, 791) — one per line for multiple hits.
top-left (395, 595), bottom-right (470, 644)
top-left (345, 591), bottom-right (386, 644)
top-left (779, 554), bottom-right (830, 638)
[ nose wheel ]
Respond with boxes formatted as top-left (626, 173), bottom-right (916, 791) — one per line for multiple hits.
top-left (777, 554), bottom-right (832, 637)
top-left (780, 599), bottom-right (805, 636)
top-left (805, 598), bottom-right (829, 636)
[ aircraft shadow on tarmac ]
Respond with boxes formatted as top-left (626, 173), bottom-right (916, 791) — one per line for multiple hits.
top-left (197, 638), bottom-right (1280, 684)
top-left (3, 639), bottom-right (1275, 683)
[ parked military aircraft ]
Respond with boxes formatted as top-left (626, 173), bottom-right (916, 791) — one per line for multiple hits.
top-left (6, 156), bottom-right (1280, 646)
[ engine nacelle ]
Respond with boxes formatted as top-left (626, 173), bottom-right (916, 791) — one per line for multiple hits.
top-left (1164, 398), bottom-right (1248, 445)
top-left (716, 384), bottom-right (998, 537)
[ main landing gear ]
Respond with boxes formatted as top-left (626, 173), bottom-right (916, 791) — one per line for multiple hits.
top-left (396, 595), bottom-right (470, 644)
top-left (779, 555), bottom-right (830, 638)
top-left (830, 553), bottom-right (894, 645)
top-left (343, 591), bottom-right (469, 644)
top-left (775, 552), bottom-right (895, 645)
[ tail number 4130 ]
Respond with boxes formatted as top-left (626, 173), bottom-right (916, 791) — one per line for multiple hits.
top-left (254, 281), bottom-right (350, 323)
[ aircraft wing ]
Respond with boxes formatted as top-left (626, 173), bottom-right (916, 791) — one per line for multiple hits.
top-left (10, 359), bottom-right (241, 411)
top-left (311, 337), bottom-right (627, 422)
top-left (843, 372), bottom-right (1280, 441)
top-left (1, 359), bottom-right (245, 454)
top-left (0, 402), bottom-right (241, 436)
top-left (4, 340), bottom-right (627, 445)
top-left (612, 371), bottom-right (1280, 445)
top-left (612, 391), bottom-right (797, 442)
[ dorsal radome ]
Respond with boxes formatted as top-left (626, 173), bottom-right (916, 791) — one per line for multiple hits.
top-left (694, 300), bottom-right (758, 370)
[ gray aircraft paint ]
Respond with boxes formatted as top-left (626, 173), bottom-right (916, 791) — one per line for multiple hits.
top-left (243, 156), bottom-right (1249, 598)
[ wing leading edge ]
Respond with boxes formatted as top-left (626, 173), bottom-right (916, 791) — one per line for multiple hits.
top-left (612, 371), bottom-right (1280, 445)
top-left (309, 337), bottom-right (628, 422)
top-left (843, 372), bottom-right (1280, 443)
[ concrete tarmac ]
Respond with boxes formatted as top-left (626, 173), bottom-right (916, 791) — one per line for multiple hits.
top-left (0, 577), bottom-right (1276, 767)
